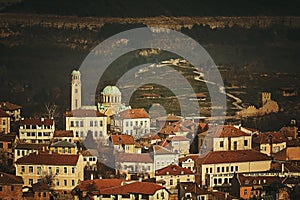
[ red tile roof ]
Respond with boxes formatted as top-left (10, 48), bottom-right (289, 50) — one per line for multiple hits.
top-left (111, 134), bottom-right (135, 145)
top-left (54, 130), bottom-right (73, 137)
top-left (179, 154), bottom-right (199, 163)
top-left (170, 136), bottom-right (190, 141)
top-left (0, 102), bottom-right (22, 111)
top-left (76, 179), bottom-right (124, 191)
top-left (237, 174), bottom-right (283, 186)
top-left (101, 182), bottom-right (165, 195)
top-left (153, 145), bottom-right (176, 155)
top-left (116, 108), bottom-right (149, 119)
top-left (207, 125), bottom-right (250, 138)
top-left (196, 150), bottom-right (271, 165)
top-left (65, 109), bottom-right (106, 117)
top-left (0, 132), bottom-right (17, 142)
top-left (253, 132), bottom-right (288, 144)
top-left (0, 172), bottom-right (23, 185)
top-left (15, 142), bottom-right (49, 150)
top-left (155, 164), bottom-right (194, 176)
top-left (116, 153), bottom-right (153, 163)
top-left (159, 123), bottom-right (191, 135)
top-left (0, 109), bottom-right (10, 117)
top-left (20, 118), bottom-right (54, 126)
top-left (156, 114), bottom-right (182, 122)
top-left (15, 152), bottom-right (80, 166)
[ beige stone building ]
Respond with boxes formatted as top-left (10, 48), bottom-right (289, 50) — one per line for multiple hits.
top-left (198, 125), bottom-right (252, 153)
top-left (15, 152), bottom-right (84, 192)
top-left (0, 101), bottom-right (22, 122)
top-left (19, 118), bottom-right (55, 144)
top-left (0, 110), bottom-right (10, 134)
top-left (195, 150), bottom-right (272, 187)
top-left (237, 92), bottom-right (279, 117)
top-left (155, 164), bottom-right (194, 193)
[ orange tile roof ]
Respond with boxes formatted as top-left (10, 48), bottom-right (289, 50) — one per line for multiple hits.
top-left (207, 125), bottom-right (250, 138)
top-left (155, 164), bottom-right (194, 176)
top-left (101, 182), bottom-right (165, 195)
top-left (156, 114), bottom-right (182, 122)
top-left (65, 109), bottom-right (106, 117)
top-left (116, 108), bottom-right (149, 119)
top-left (0, 132), bottom-right (17, 142)
top-left (0, 101), bottom-right (22, 111)
top-left (116, 153), bottom-right (153, 163)
top-left (196, 150), bottom-right (271, 165)
top-left (54, 130), bottom-right (73, 137)
top-left (15, 152), bottom-right (79, 166)
top-left (20, 118), bottom-right (54, 126)
top-left (111, 134), bottom-right (135, 145)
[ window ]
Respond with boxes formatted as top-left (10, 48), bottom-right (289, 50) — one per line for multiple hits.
top-left (2, 120), bottom-right (5, 125)
top-left (0, 186), bottom-right (2, 191)
top-left (226, 166), bottom-right (229, 172)
top-left (170, 179), bottom-right (173, 185)
top-left (17, 150), bottom-right (20, 156)
top-left (220, 141), bottom-right (224, 148)
top-left (126, 122), bottom-right (129, 127)
top-left (235, 166), bottom-right (239, 172)
top-left (56, 167), bottom-right (60, 174)
top-left (90, 121), bottom-right (93, 127)
top-left (222, 167), bottom-right (224, 172)
top-left (29, 179), bottom-right (33, 185)
top-left (75, 89), bottom-right (78, 93)
top-left (56, 180), bottom-right (59, 186)
top-left (11, 185), bottom-right (14, 191)
top-left (37, 166), bottom-right (41, 175)
top-left (244, 189), bottom-right (248, 195)
top-left (206, 168), bottom-right (209, 173)
top-left (75, 121), bottom-right (79, 127)
top-left (231, 166), bottom-right (234, 172)
top-left (217, 167), bottom-right (220, 173)
top-left (68, 148), bottom-right (71, 153)
top-left (210, 168), bottom-right (212, 173)
top-left (64, 167), bottom-right (67, 174)
top-left (94, 121), bottom-right (98, 127)
top-left (21, 166), bottom-right (25, 173)
top-left (48, 167), bottom-right (52, 174)
top-left (214, 179), bottom-right (217, 185)
top-left (100, 121), bottom-right (103, 127)
top-left (94, 131), bottom-right (97, 138)
top-left (64, 180), bottom-right (67, 186)
top-left (72, 180), bottom-right (75, 186)
top-left (38, 132), bottom-right (42, 137)
top-left (70, 121), bottom-right (74, 127)
top-left (80, 121), bottom-right (83, 127)
top-left (244, 140), bottom-right (248, 146)
top-left (233, 141), bottom-right (237, 150)
top-left (218, 178), bottom-right (222, 184)
top-left (29, 166), bottom-right (33, 173)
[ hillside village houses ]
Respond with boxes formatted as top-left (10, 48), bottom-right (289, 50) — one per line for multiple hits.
top-left (0, 69), bottom-right (299, 199)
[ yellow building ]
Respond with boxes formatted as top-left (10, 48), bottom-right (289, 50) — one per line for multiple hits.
top-left (195, 150), bottom-right (272, 187)
top-left (0, 110), bottom-right (10, 134)
top-left (50, 140), bottom-right (77, 154)
top-left (15, 152), bottom-right (84, 193)
top-left (110, 134), bottom-right (140, 153)
top-left (155, 164), bottom-right (195, 193)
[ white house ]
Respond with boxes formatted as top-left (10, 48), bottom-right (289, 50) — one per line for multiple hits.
top-left (65, 109), bottom-right (108, 144)
top-left (112, 108), bottom-right (150, 138)
top-left (153, 145), bottom-right (178, 171)
top-left (19, 118), bottom-right (55, 144)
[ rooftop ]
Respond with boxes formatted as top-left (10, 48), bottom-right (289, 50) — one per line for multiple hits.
top-left (0, 101), bottom-right (22, 111)
top-left (116, 153), bottom-right (153, 163)
top-left (20, 118), bottom-right (54, 126)
top-left (155, 164), bottom-right (194, 176)
top-left (0, 172), bottom-right (23, 185)
top-left (50, 140), bottom-right (76, 148)
top-left (65, 109), bottom-right (106, 117)
top-left (196, 150), bottom-right (271, 165)
top-left (15, 152), bottom-right (80, 166)
top-left (116, 108), bottom-right (149, 119)
top-left (53, 130), bottom-right (73, 137)
top-left (110, 134), bottom-right (135, 145)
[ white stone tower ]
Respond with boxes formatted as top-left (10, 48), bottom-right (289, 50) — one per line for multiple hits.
top-left (71, 70), bottom-right (81, 110)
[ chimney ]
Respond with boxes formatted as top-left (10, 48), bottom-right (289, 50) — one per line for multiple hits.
top-left (41, 118), bottom-right (44, 122)
top-left (91, 173), bottom-right (94, 180)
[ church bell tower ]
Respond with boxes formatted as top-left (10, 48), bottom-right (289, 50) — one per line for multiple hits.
top-left (71, 70), bottom-right (81, 110)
